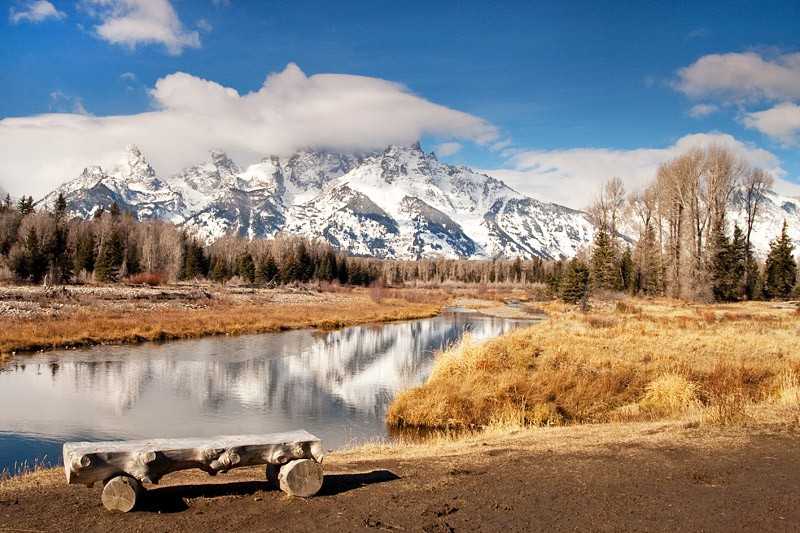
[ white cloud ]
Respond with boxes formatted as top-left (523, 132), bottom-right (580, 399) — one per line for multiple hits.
top-left (196, 18), bottom-right (212, 33)
top-left (82, 0), bottom-right (200, 55)
top-left (676, 52), bottom-right (800, 102)
top-left (9, 1), bottom-right (65, 24)
top-left (433, 142), bottom-right (462, 157)
top-left (743, 102), bottom-right (800, 146)
top-left (0, 64), bottom-right (498, 198)
top-left (481, 132), bottom-right (796, 209)
top-left (688, 103), bottom-right (718, 118)
top-left (211, 0), bottom-right (230, 6)
top-left (120, 71), bottom-right (137, 82)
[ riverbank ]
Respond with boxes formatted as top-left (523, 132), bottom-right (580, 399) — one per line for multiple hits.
top-left (388, 298), bottom-right (800, 429)
top-left (0, 284), bottom-right (446, 357)
top-left (1, 420), bottom-right (798, 531)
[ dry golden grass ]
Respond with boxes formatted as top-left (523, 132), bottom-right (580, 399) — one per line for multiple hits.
top-left (387, 298), bottom-right (800, 429)
top-left (0, 292), bottom-right (442, 356)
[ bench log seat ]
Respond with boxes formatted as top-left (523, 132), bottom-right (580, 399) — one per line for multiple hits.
top-left (63, 431), bottom-right (324, 511)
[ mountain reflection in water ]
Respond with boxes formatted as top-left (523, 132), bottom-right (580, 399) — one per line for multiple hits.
top-left (0, 311), bottom-right (528, 472)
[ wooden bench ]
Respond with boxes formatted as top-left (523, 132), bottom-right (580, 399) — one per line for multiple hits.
top-left (63, 431), bottom-right (324, 512)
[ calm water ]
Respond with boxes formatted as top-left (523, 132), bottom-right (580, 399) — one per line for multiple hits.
top-left (0, 311), bottom-right (528, 472)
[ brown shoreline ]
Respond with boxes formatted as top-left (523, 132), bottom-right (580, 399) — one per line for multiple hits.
top-left (0, 284), bottom-right (444, 359)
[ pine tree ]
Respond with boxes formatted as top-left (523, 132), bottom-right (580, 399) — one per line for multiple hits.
top-left (46, 223), bottom-right (72, 283)
top-left (257, 253), bottom-right (278, 285)
top-left (109, 202), bottom-right (121, 219)
top-left (296, 241), bottom-right (313, 282)
top-left (54, 193), bottom-right (67, 219)
top-left (763, 221), bottom-right (797, 299)
top-left (709, 224), bottom-right (735, 301)
top-left (237, 252), bottom-right (256, 283)
top-left (17, 196), bottom-right (34, 216)
top-left (590, 225), bottom-right (621, 291)
top-left (619, 246), bottom-right (635, 293)
top-left (210, 257), bottom-right (229, 283)
top-left (729, 225), bottom-right (747, 300)
top-left (74, 231), bottom-right (96, 274)
top-left (336, 257), bottom-right (349, 285)
top-left (560, 258), bottom-right (590, 305)
top-left (94, 229), bottom-right (124, 282)
top-left (315, 250), bottom-right (337, 282)
top-left (24, 227), bottom-right (46, 283)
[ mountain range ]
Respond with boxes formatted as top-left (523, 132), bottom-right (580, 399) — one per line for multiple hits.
top-left (39, 143), bottom-right (800, 259)
top-left (40, 144), bottom-right (596, 259)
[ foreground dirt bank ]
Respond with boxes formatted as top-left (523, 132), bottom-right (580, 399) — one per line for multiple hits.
top-left (0, 284), bottom-right (443, 356)
top-left (2, 422), bottom-right (798, 532)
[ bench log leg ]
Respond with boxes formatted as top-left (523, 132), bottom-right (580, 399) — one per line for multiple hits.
top-left (101, 474), bottom-right (143, 512)
top-left (266, 463), bottom-right (280, 488)
top-left (278, 459), bottom-right (323, 497)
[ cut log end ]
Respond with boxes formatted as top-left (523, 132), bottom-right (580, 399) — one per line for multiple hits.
top-left (278, 459), bottom-right (323, 498)
top-left (101, 475), bottom-right (143, 513)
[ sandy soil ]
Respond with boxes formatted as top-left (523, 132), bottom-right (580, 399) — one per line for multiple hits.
top-left (2, 421), bottom-right (798, 532)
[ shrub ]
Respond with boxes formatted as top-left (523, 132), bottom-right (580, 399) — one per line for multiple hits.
top-left (126, 272), bottom-right (164, 286)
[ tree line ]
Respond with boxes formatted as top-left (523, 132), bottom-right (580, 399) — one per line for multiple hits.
top-left (557, 145), bottom-right (798, 304)
top-left (0, 193), bottom-right (557, 287)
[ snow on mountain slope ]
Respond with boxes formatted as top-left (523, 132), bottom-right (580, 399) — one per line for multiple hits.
top-left (40, 145), bottom-right (185, 222)
top-left (729, 190), bottom-right (800, 258)
top-left (39, 143), bottom-right (605, 259)
top-left (285, 143), bottom-right (596, 259)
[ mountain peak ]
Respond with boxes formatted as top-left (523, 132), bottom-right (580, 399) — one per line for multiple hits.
top-left (120, 144), bottom-right (155, 182)
top-left (209, 149), bottom-right (239, 173)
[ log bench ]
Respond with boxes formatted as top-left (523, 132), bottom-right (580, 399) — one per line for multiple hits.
top-left (63, 431), bottom-right (324, 512)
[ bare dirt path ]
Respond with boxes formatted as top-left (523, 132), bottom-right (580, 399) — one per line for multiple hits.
top-left (2, 422), bottom-right (798, 532)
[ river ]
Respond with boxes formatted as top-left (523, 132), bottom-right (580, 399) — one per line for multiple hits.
top-left (0, 310), bottom-right (530, 473)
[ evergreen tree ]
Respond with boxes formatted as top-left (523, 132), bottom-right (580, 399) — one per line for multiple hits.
top-left (619, 246), bottom-right (635, 293)
top-left (17, 196), bottom-right (34, 216)
top-left (560, 259), bottom-right (590, 305)
top-left (237, 252), bottom-right (256, 283)
top-left (94, 229), bottom-right (125, 282)
top-left (316, 250), bottom-right (337, 282)
top-left (109, 202), bottom-right (121, 219)
top-left (74, 231), bottom-right (96, 274)
top-left (46, 223), bottom-right (72, 283)
top-left (54, 193), bottom-right (67, 219)
top-left (709, 224), bottom-right (735, 301)
top-left (24, 227), bottom-right (46, 283)
top-left (180, 239), bottom-right (207, 280)
top-left (257, 253), bottom-right (278, 285)
top-left (590, 225), bottom-right (621, 290)
top-left (763, 221), bottom-right (797, 299)
top-left (281, 247), bottom-right (303, 283)
top-left (296, 241), bottom-right (314, 282)
top-left (2, 194), bottom-right (12, 211)
top-left (336, 257), bottom-right (349, 285)
top-left (125, 240), bottom-right (141, 277)
top-left (209, 257), bottom-right (229, 283)
top-left (729, 225), bottom-right (747, 300)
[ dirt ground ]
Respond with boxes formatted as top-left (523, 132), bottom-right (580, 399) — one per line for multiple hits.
top-left (2, 421), bottom-right (798, 532)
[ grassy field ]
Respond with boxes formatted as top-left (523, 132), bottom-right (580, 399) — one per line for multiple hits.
top-left (0, 284), bottom-right (445, 357)
top-left (388, 298), bottom-right (800, 429)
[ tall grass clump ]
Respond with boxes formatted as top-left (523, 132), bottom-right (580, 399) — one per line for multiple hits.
top-left (387, 299), bottom-right (800, 430)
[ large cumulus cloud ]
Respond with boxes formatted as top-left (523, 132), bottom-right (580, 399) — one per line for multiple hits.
top-left (0, 64), bottom-right (498, 198)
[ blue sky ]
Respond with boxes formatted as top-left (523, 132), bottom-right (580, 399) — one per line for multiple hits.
top-left (1, 0), bottom-right (799, 207)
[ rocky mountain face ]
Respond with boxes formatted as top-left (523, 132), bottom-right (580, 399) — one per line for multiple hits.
top-left (38, 143), bottom-right (800, 259)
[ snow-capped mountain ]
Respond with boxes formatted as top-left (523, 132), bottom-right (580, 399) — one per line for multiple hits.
top-left (42, 142), bottom-right (800, 259)
top-left (40, 143), bottom-right (598, 259)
